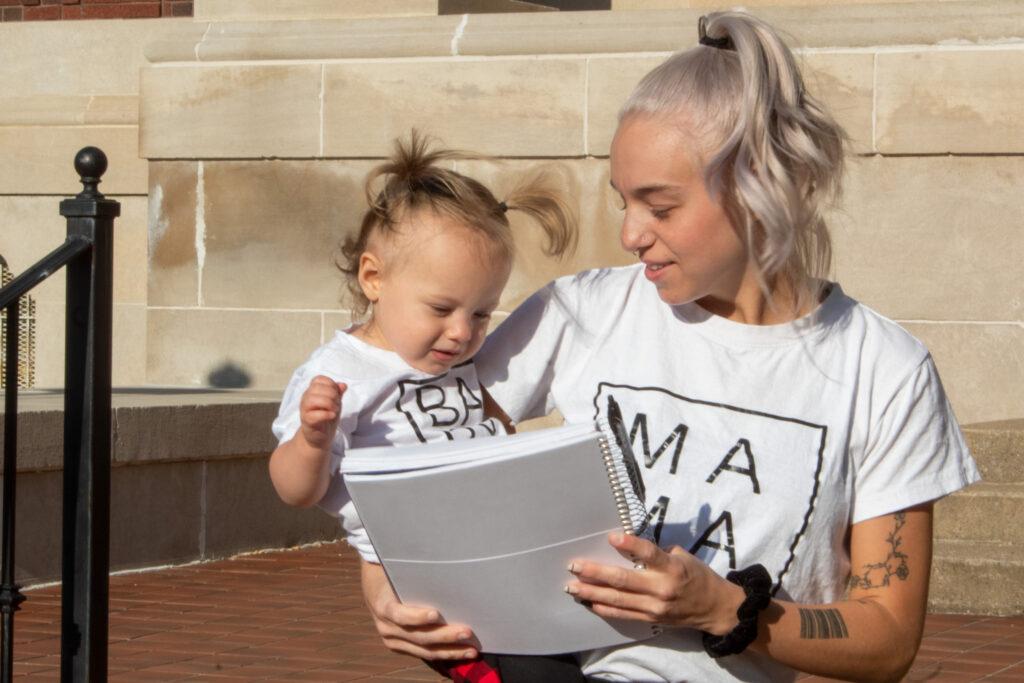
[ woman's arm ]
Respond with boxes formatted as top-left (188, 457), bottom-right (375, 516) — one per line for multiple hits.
top-left (566, 503), bottom-right (932, 683)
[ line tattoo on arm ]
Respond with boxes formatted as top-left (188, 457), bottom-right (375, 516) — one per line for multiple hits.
top-left (848, 512), bottom-right (910, 590)
top-left (799, 608), bottom-right (849, 639)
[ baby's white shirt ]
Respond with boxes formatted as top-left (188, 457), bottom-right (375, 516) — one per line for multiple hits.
top-left (272, 330), bottom-right (504, 562)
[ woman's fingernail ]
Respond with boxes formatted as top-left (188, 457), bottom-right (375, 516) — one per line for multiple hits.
top-left (564, 584), bottom-right (578, 595)
top-left (463, 650), bottom-right (477, 659)
top-left (567, 562), bottom-right (578, 573)
top-left (610, 532), bottom-right (623, 544)
top-left (458, 631), bottom-right (471, 641)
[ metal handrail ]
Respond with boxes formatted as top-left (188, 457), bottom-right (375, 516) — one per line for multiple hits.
top-left (0, 147), bottom-right (119, 683)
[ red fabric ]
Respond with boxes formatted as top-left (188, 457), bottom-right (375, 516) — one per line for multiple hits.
top-left (448, 659), bottom-right (502, 683)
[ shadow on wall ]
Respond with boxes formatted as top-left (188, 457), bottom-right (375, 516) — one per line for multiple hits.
top-left (207, 361), bottom-right (252, 388)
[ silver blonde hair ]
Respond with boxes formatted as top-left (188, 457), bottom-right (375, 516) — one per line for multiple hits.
top-left (620, 11), bottom-right (846, 309)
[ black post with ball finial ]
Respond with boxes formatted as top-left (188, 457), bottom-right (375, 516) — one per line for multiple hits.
top-left (59, 146), bottom-right (119, 682)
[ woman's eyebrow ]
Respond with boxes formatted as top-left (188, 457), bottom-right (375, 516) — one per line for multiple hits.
top-left (609, 180), bottom-right (680, 200)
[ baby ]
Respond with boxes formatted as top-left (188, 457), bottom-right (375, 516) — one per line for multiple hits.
top-left (269, 133), bottom-right (584, 683)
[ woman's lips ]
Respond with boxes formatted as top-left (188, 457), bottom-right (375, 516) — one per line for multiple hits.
top-left (644, 262), bottom-right (670, 282)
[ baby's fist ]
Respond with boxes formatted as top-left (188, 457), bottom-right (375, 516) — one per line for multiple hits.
top-left (299, 376), bottom-right (347, 451)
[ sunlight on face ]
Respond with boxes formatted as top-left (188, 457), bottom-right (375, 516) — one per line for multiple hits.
top-left (610, 113), bottom-right (758, 316)
top-left (358, 210), bottom-right (511, 375)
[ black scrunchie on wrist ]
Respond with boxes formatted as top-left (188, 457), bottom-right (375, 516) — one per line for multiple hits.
top-left (701, 564), bottom-right (772, 659)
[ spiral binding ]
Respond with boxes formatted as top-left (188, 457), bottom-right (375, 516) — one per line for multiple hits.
top-left (596, 416), bottom-right (649, 536)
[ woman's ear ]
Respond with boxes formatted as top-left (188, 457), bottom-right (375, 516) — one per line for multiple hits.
top-left (358, 251), bottom-right (384, 303)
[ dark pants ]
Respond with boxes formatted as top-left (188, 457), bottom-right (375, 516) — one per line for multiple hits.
top-left (427, 653), bottom-right (587, 683)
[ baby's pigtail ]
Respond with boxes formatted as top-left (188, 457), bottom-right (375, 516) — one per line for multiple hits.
top-left (502, 167), bottom-right (579, 260)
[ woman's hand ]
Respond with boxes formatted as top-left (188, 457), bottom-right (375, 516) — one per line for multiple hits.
top-left (565, 532), bottom-right (744, 635)
top-left (361, 561), bottom-right (481, 661)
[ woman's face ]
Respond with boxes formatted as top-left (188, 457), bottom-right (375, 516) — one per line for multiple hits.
top-left (610, 113), bottom-right (755, 313)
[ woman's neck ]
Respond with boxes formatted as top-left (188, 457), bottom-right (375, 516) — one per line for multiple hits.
top-left (696, 273), bottom-right (818, 326)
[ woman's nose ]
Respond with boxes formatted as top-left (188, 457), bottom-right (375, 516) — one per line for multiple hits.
top-left (620, 211), bottom-right (653, 254)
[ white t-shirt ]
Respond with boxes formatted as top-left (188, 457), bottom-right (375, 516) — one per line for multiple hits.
top-left (476, 265), bottom-right (980, 682)
top-left (272, 330), bottom-right (504, 562)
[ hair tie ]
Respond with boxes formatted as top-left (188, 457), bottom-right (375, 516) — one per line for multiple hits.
top-left (698, 15), bottom-right (733, 50)
top-left (497, 201), bottom-right (508, 214)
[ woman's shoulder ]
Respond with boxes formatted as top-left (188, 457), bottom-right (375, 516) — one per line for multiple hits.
top-left (826, 285), bottom-right (931, 375)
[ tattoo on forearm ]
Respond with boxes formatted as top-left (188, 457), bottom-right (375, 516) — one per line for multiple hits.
top-left (799, 608), bottom-right (849, 639)
top-left (848, 512), bottom-right (910, 590)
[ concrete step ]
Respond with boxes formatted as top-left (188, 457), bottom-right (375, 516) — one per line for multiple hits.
top-left (962, 419), bottom-right (1023, 484)
top-left (935, 482), bottom-right (1024, 545)
top-left (929, 539), bottom-right (1024, 616)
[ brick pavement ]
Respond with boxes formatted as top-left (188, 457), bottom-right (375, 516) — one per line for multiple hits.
top-left (11, 542), bottom-right (1024, 681)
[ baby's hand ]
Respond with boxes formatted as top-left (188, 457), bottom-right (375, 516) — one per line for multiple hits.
top-left (299, 376), bottom-right (347, 451)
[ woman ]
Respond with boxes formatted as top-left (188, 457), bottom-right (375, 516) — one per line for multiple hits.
top-left (360, 11), bottom-right (979, 682)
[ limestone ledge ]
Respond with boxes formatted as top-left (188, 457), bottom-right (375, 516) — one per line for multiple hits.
top-left (145, 1), bottom-right (1024, 64)
top-left (0, 388), bottom-right (281, 473)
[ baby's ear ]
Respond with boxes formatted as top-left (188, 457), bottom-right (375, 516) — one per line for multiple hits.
top-left (357, 251), bottom-right (384, 302)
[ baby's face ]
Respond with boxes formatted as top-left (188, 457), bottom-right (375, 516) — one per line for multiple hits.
top-left (363, 213), bottom-right (511, 375)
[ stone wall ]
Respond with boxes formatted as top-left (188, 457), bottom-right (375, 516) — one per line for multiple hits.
top-left (139, 1), bottom-right (1024, 424)
top-left (1, 1), bottom-right (1022, 425)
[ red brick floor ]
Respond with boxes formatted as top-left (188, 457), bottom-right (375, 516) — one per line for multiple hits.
top-left (10, 542), bottom-right (1024, 681)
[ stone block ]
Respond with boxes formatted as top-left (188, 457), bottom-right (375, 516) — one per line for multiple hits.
top-left (901, 322), bottom-right (1024, 425)
top-left (194, 0), bottom-right (438, 21)
top-left (930, 539), bottom-right (1024, 616)
top-left (323, 311), bottom-right (356, 342)
top-left (199, 160), bottom-right (377, 310)
top-left (833, 156), bottom-right (1024, 323)
top-left (148, 15), bottom-right (462, 63)
top-left (0, 195), bottom-right (146, 306)
top-left (148, 162), bottom-right (199, 307)
top-left (114, 196), bottom-right (149, 306)
top-left (113, 303), bottom-right (148, 387)
top-left (612, 0), bottom-right (939, 6)
top-left (139, 65), bottom-right (321, 159)
top-left (146, 308), bottom-right (323, 388)
top-left (962, 420), bottom-right (1024, 484)
top-left (27, 301), bottom-right (148, 389)
top-left (586, 55), bottom-right (664, 157)
top-left (0, 126), bottom-right (146, 195)
top-left (0, 95), bottom-right (138, 126)
top-left (322, 59), bottom-right (586, 158)
top-left (934, 483), bottom-right (1024, 545)
top-left (203, 456), bottom-right (341, 560)
top-left (0, 409), bottom-right (64, 472)
top-left (456, 8), bottom-right (702, 56)
top-left (114, 400), bottom-right (279, 466)
top-left (0, 196), bottom-right (67, 304)
top-left (29, 301), bottom-right (64, 389)
top-left (801, 52), bottom-right (874, 154)
top-left (0, 18), bottom-right (191, 97)
top-left (109, 460), bottom-right (204, 573)
top-left (877, 50), bottom-right (1024, 154)
top-left (9, 461), bottom-right (204, 585)
top-left (8, 470), bottom-right (62, 584)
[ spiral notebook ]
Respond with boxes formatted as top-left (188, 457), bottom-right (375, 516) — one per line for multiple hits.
top-left (342, 400), bottom-right (659, 654)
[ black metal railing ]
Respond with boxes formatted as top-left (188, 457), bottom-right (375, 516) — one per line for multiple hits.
top-left (0, 147), bottom-right (119, 682)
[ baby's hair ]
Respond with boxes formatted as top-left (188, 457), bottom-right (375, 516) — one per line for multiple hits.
top-left (620, 11), bottom-right (846, 309)
top-left (338, 131), bottom-right (578, 315)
